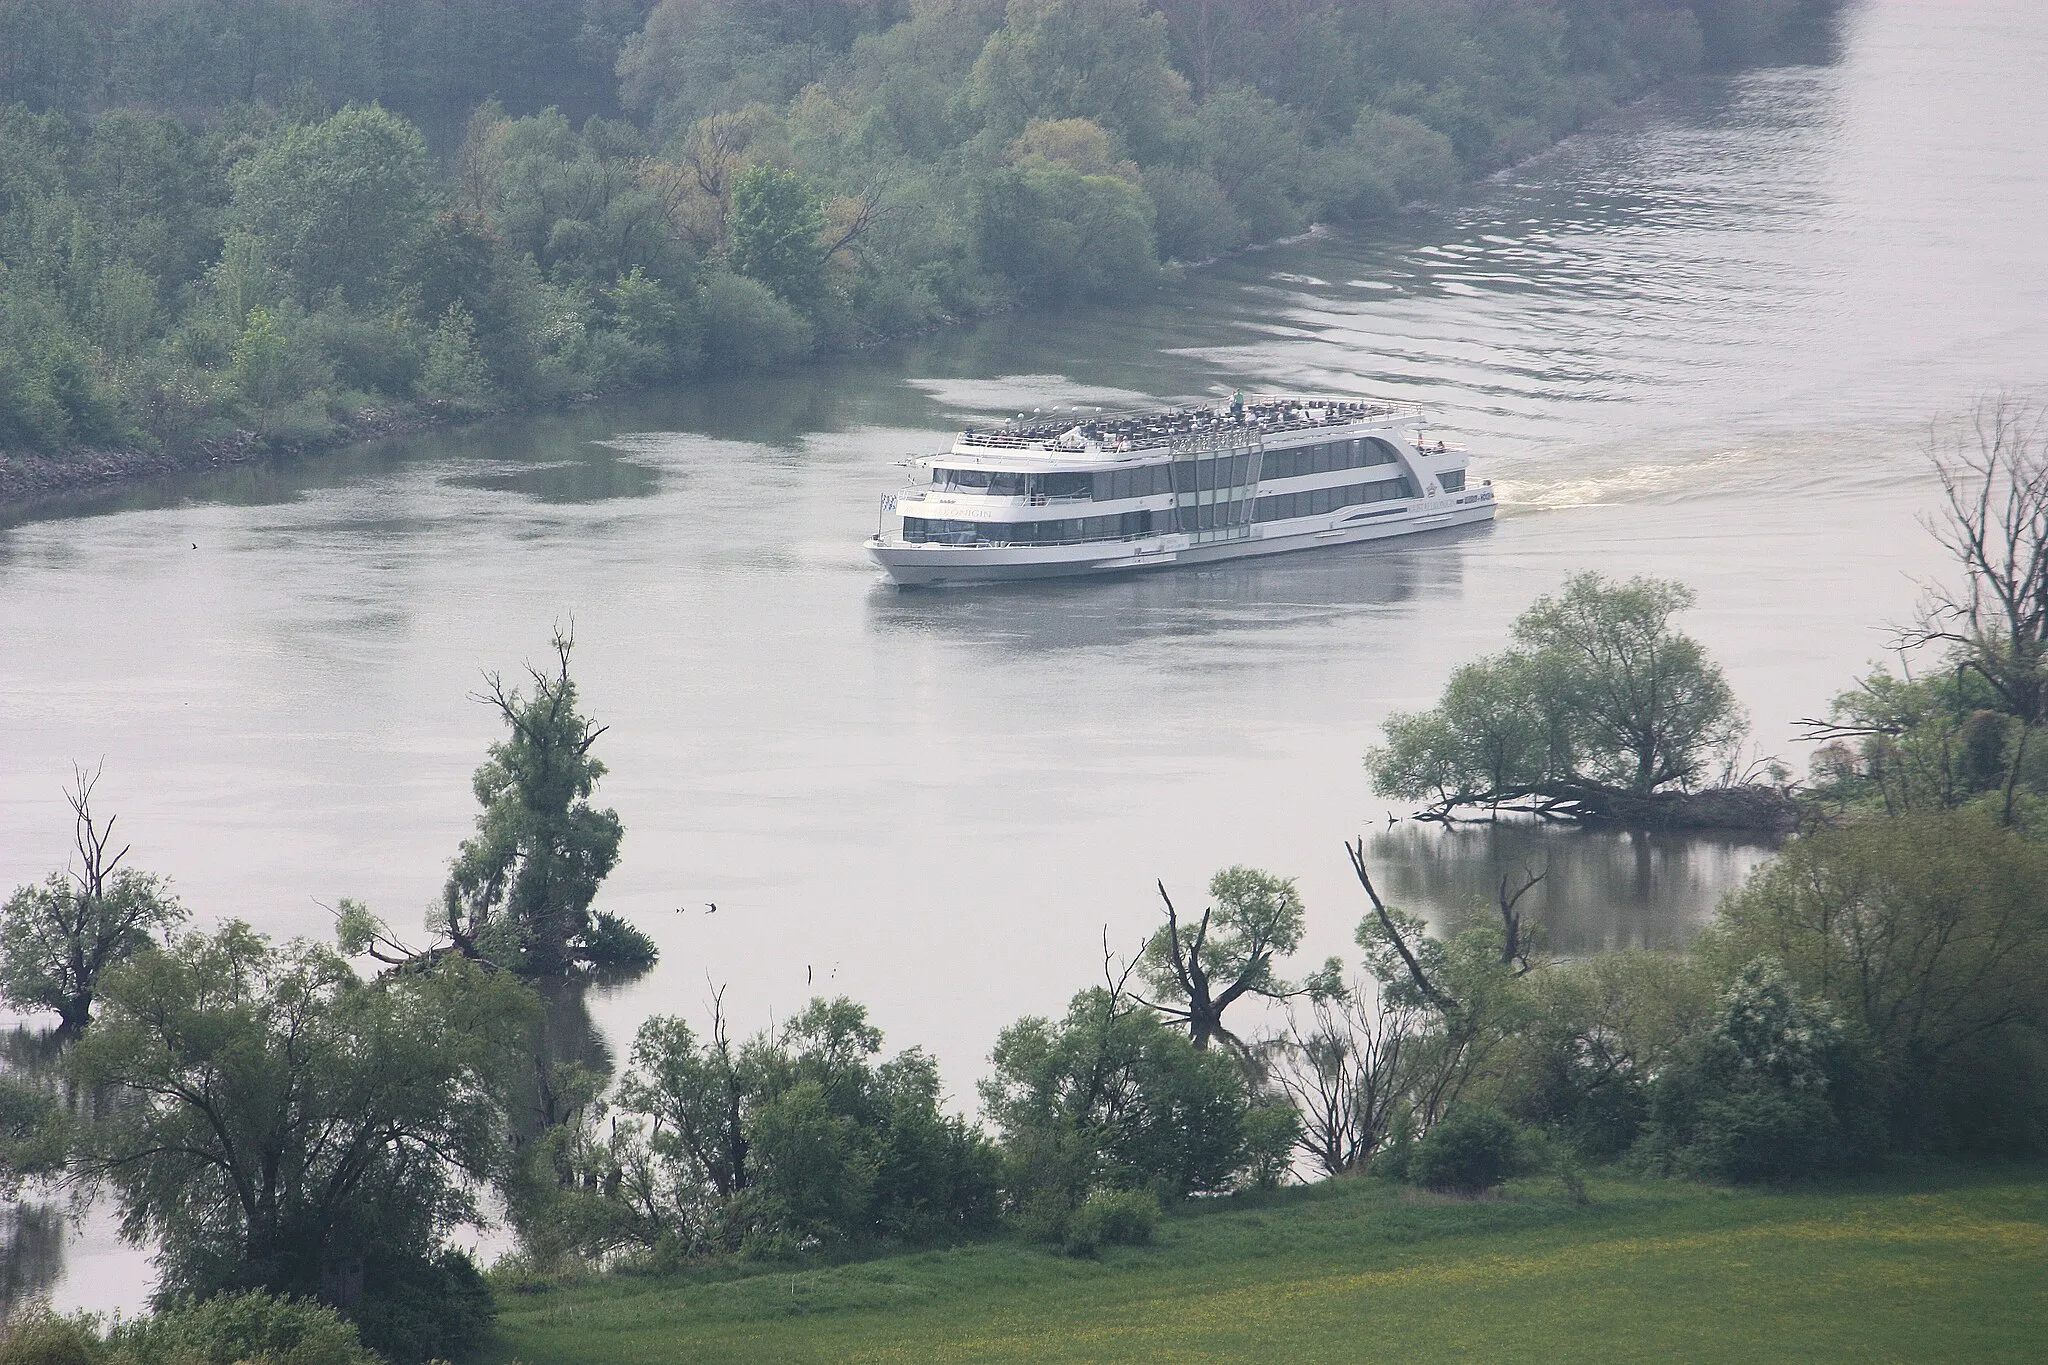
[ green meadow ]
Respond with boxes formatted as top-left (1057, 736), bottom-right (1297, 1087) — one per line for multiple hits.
top-left (486, 1166), bottom-right (2047, 1363)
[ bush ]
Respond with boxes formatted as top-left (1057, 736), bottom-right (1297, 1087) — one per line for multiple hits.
top-left (1409, 1107), bottom-right (1531, 1195)
top-left (0, 1310), bottom-right (103, 1365)
top-left (1062, 1189), bottom-right (1159, 1257)
top-left (1637, 960), bottom-right (1882, 1183)
top-left (350, 1249), bottom-right (495, 1363)
top-left (106, 1291), bottom-right (377, 1365)
top-left (698, 271), bottom-right (814, 372)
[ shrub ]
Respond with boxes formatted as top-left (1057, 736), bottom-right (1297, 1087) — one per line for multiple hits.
top-left (0, 1310), bottom-right (103, 1365)
top-left (1409, 1107), bottom-right (1531, 1195)
top-left (698, 271), bottom-right (814, 372)
top-left (1638, 960), bottom-right (1882, 1183)
top-left (1062, 1189), bottom-right (1159, 1257)
top-left (106, 1291), bottom-right (377, 1365)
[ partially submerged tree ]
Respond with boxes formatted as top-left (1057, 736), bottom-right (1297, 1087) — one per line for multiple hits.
top-left (1139, 866), bottom-right (1340, 1062)
top-left (1370, 573), bottom-right (1765, 827)
top-left (440, 630), bottom-right (655, 979)
top-left (0, 767), bottom-right (186, 1037)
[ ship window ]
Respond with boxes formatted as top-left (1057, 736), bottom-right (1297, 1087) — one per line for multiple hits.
top-left (1042, 472), bottom-right (1092, 498)
top-left (988, 472), bottom-right (1025, 496)
top-left (1365, 437), bottom-right (1398, 466)
top-left (1439, 469), bottom-right (1465, 492)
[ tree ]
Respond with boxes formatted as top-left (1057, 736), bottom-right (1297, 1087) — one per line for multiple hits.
top-left (1273, 975), bottom-right (1426, 1177)
top-left (0, 767), bottom-right (186, 1037)
top-left (1911, 396), bottom-right (2048, 824)
top-left (1139, 866), bottom-right (1339, 1060)
top-left (440, 630), bottom-right (654, 979)
top-left (970, 163), bottom-right (1157, 302)
top-left (1370, 573), bottom-right (1758, 825)
top-left (726, 164), bottom-right (827, 307)
top-left (980, 983), bottom-right (1278, 1222)
top-left (1705, 811), bottom-right (2048, 1149)
top-left (967, 0), bottom-right (1190, 161)
top-left (593, 994), bottom-right (999, 1254)
top-left (1799, 398), bottom-right (2048, 825)
top-left (1639, 959), bottom-right (1880, 1183)
top-left (69, 923), bottom-right (535, 1361)
top-left (227, 104), bottom-right (433, 308)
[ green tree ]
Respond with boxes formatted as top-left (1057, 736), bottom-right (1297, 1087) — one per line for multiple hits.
top-left (1705, 811), bottom-right (2048, 1149)
top-left (1370, 574), bottom-right (1753, 823)
top-left (0, 769), bottom-right (186, 1037)
top-left (70, 923), bottom-right (534, 1361)
top-left (227, 105), bottom-right (432, 308)
top-left (1140, 866), bottom-right (1339, 1059)
top-left (1517, 574), bottom-right (1747, 795)
top-left (970, 163), bottom-right (1156, 301)
top-left (968, 0), bottom-right (1190, 160)
top-left (440, 631), bottom-right (653, 979)
top-left (1639, 959), bottom-right (1881, 1182)
top-left (726, 164), bottom-right (828, 308)
top-left (600, 994), bottom-right (1000, 1254)
top-left (981, 985), bottom-right (1271, 1225)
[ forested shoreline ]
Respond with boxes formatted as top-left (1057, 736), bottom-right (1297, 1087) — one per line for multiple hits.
top-left (0, 0), bottom-right (1837, 503)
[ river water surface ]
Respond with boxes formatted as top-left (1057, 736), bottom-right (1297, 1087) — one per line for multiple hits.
top-left (5, 0), bottom-right (2047, 1312)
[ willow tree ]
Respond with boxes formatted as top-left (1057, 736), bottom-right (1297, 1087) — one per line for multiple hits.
top-left (1370, 573), bottom-right (1753, 825)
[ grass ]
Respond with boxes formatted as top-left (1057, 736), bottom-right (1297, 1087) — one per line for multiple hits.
top-left (484, 1166), bottom-right (2048, 1363)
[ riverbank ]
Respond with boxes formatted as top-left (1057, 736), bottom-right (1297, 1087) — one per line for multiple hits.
top-left (0, 402), bottom-right (460, 508)
top-left (483, 1165), bottom-right (2047, 1363)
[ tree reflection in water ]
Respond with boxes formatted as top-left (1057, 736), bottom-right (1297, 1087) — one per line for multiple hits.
top-left (0, 1026), bottom-right (67, 1326)
top-left (1368, 819), bottom-right (1781, 955)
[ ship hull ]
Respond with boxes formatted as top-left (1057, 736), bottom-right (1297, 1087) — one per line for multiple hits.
top-left (867, 496), bottom-right (1495, 586)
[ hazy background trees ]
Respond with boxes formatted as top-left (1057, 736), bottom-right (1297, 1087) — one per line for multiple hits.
top-left (1, 0), bottom-right (1837, 465)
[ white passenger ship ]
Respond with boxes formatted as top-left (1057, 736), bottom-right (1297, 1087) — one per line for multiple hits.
top-left (866, 394), bottom-right (1494, 586)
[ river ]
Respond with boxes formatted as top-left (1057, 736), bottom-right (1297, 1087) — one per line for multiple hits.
top-left (4, 0), bottom-right (2046, 1314)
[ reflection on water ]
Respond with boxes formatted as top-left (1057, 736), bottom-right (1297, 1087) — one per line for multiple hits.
top-left (1369, 820), bottom-right (1780, 954)
top-left (0, 1203), bottom-right (66, 1323)
top-left (867, 525), bottom-right (1481, 652)
top-left (0, 1028), bottom-right (66, 1324)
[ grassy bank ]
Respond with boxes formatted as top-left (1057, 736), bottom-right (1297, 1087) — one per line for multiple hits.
top-left (485, 1166), bottom-right (2046, 1363)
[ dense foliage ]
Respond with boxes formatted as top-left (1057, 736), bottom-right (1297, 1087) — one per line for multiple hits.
top-left (68, 925), bottom-right (533, 1361)
top-left (1, 0), bottom-right (1833, 468)
top-left (512, 996), bottom-right (1001, 1263)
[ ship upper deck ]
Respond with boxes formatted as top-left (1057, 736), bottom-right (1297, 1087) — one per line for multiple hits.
top-left (945, 395), bottom-right (1425, 463)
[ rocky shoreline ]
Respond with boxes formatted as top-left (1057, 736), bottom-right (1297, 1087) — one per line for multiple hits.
top-left (0, 403), bottom-right (475, 511)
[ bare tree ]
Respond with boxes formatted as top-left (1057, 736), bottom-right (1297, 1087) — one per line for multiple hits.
top-left (1273, 980), bottom-right (1423, 1177)
top-left (1497, 864), bottom-right (1547, 974)
top-left (1917, 395), bottom-right (2048, 823)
